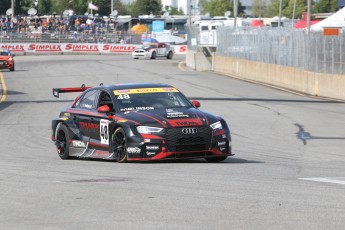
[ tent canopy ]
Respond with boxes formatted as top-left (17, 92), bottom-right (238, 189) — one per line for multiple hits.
top-left (311, 7), bottom-right (345, 31)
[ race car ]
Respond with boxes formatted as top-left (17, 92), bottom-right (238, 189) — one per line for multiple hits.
top-left (0, 49), bottom-right (15, 71)
top-left (51, 83), bottom-right (232, 163)
top-left (132, 43), bottom-right (174, 59)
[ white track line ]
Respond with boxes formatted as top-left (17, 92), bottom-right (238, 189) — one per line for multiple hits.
top-left (299, 177), bottom-right (345, 185)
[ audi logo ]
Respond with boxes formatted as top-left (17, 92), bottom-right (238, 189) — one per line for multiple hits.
top-left (181, 128), bottom-right (198, 134)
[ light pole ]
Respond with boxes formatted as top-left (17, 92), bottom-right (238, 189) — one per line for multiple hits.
top-left (111, 0), bottom-right (114, 15)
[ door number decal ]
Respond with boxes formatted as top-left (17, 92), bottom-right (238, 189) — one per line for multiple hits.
top-left (100, 119), bottom-right (109, 145)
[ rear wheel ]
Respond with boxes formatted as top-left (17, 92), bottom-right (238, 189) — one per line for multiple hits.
top-left (112, 127), bottom-right (128, 163)
top-left (55, 123), bottom-right (70, 159)
top-left (167, 51), bottom-right (173, 59)
top-left (205, 156), bottom-right (228, 163)
top-left (151, 51), bottom-right (157, 59)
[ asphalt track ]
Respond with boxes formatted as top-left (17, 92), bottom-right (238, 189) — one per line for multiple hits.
top-left (1, 55), bottom-right (345, 229)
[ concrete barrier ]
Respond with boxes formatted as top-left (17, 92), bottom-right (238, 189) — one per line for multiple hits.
top-left (212, 55), bottom-right (345, 101)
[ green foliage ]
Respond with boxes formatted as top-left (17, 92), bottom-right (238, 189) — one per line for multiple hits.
top-left (128, 0), bottom-right (163, 16)
top-left (205, 0), bottom-right (231, 17)
top-left (314, 0), bottom-right (338, 13)
top-left (265, 0), bottom-right (289, 17)
top-left (282, 0), bottom-right (307, 18)
top-left (204, 0), bottom-right (245, 17)
top-left (252, 0), bottom-right (266, 17)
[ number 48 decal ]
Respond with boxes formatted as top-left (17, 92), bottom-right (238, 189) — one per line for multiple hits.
top-left (100, 119), bottom-right (109, 145)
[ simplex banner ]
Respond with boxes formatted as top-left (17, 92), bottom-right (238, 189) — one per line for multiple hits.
top-left (0, 43), bottom-right (187, 55)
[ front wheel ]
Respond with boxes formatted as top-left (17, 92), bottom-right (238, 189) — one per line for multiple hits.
top-left (205, 156), bottom-right (228, 163)
top-left (10, 65), bottom-right (15, 71)
top-left (112, 127), bottom-right (128, 163)
top-left (151, 51), bottom-right (157, 59)
top-left (55, 123), bottom-right (70, 159)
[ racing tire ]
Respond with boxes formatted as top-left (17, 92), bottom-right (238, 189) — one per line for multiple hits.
top-left (112, 127), bottom-right (128, 163)
top-left (167, 51), bottom-right (173, 59)
top-left (10, 65), bottom-right (15, 71)
top-left (151, 51), bottom-right (157, 59)
top-left (205, 156), bottom-right (228, 163)
top-left (55, 123), bottom-right (70, 160)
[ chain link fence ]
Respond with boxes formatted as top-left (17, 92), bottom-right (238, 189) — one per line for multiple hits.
top-left (185, 24), bottom-right (345, 74)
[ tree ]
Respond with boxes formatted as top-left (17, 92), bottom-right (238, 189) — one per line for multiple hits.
top-left (265, 0), bottom-right (289, 17)
top-left (314, 0), bottom-right (338, 13)
top-left (37, 0), bottom-right (53, 15)
top-left (198, 0), bottom-right (209, 15)
top-left (204, 0), bottom-right (245, 17)
top-left (128, 0), bottom-right (163, 16)
top-left (283, 0), bottom-right (307, 18)
top-left (252, 0), bottom-right (266, 17)
top-left (0, 0), bottom-right (11, 15)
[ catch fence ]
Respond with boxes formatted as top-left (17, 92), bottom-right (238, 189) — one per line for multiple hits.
top-left (185, 24), bottom-right (345, 74)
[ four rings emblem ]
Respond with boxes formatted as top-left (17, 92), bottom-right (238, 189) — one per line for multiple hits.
top-left (181, 128), bottom-right (198, 134)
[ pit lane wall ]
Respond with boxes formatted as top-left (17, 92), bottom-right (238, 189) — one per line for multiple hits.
top-left (186, 50), bottom-right (345, 101)
top-left (0, 43), bottom-right (187, 55)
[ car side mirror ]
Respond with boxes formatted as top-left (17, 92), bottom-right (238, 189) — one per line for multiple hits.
top-left (12, 54), bottom-right (15, 57)
top-left (191, 100), bottom-right (200, 108)
top-left (98, 105), bottom-right (110, 113)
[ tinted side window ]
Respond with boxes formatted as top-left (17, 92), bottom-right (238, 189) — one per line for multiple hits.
top-left (78, 90), bottom-right (98, 110)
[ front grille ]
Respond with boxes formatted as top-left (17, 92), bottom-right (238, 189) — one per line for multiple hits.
top-left (166, 127), bottom-right (212, 152)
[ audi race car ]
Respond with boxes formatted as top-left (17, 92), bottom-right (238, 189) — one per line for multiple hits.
top-left (0, 49), bottom-right (15, 71)
top-left (52, 83), bottom-right (232, 163)
top-left (132, 43), bottom-right (174, 59)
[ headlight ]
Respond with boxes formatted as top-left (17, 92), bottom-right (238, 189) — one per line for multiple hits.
top-left (9, 58), bottom-right (13, 61)
top-left (210, 121), bottom-right (223, 131)
top-left (136, 126), bottom-right (163, 134)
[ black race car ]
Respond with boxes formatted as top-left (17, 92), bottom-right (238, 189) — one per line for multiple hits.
top-left (52, 83), bottom-right (233, 163)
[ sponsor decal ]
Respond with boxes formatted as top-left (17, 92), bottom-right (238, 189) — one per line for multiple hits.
top-left (166, 111), bottom-right (190, 118)
top-left (174, 121), bottom-right (200, 126)
top-left (127, 147), bottom-right (141, 154)
top-left (0, 44), bottom-right (25, 52)
top-left (103, 44), bottom-right (136, 52)
top-left (144, 139), bottom-right (151, 143)
top-left (222, 134), bottom-right (226, 138)
top-left (95, 150), bottom-right (109, 156)
top-left (79, 122), bottom-right (100, 129)
top-left (28, 44), bottom-right (62, 52)
top-left (146, 145), bottom-right (159, 150)
top-left (179, 45), bottom-right (187, 53)
top-left (146, 151), bottom-right (156, 156)
top-left (218, 141), bottom-right (226, 146)
top-left (64, 113), bottom-right (70, 117)
top-left (65, 44), bottom-right (99, 52)
top-left (71, 140), bottom-right (86, 148)
top-left (220, 147), bottom-right (226, 151)
top-left (114, 88), bottom-right (178, 95)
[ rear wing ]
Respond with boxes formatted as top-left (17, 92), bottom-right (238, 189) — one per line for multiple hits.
top-left (53, 84), bottom-right (91, 98)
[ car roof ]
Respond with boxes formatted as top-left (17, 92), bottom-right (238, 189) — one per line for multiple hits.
top-left (0, 49), bottom-right (10, 53)
top-left (92, 83), bottom-right (175, 91)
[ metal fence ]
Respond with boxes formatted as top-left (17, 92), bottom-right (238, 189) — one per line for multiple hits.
top-left (185, 24), bottom-right (345, 74)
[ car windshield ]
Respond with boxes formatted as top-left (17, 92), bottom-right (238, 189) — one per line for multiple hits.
top-left (114, 88), bottom-right (192, 112)
top-left (0, 52), bottom-right (10, 56)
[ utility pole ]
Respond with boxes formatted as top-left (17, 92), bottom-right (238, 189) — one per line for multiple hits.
top-left (189, 0), bottom-right (192, 24)
top-left (111, 0), bottom-right (114, 15)
top-left (278, 0), bottom-right (282, 26)
top-left (307, 0), bottom-right (311, 33)
top-left (11, 0), bottom-right (14, 19)
top-left (233, 0), bottom-right (238, 27)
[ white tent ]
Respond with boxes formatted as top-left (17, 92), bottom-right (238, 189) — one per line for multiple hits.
top-left (153, 34), bottom-right (187, 44)
top-left (311, 7), bottom-right (345, 31)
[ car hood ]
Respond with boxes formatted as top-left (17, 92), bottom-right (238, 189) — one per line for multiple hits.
top-left (119, 107), bottom-right (220, 128)
top-left (0, 57), bottom-right (11, 61)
